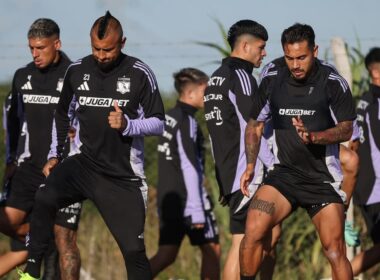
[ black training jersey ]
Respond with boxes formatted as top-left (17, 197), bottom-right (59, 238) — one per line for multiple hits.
top-left (253, 59), bottom-right (356, 188)
top-left (157, 101), bottom-right (210, 223)
top-left (354, 84), bottom-right (380, 205)
top-left (8, 52), bottom-right (71, 168)
top-left (49, 54), bottom-right (165, 181)
top-left (204, 57), bottom-right (271, 196)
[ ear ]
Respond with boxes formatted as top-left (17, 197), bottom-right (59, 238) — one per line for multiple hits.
top-left (313, 45), bottom-right (319, 58)
top-left (121, 37), bottom-right (126, 48)
top-left (371, 67), bottom-right (380, 79)
top-left (54, 39), bottom-right (62, 51)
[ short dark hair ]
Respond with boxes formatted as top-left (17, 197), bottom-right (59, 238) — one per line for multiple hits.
top-left (281, 23), bottom-right (315, 49)
top-left (91, 11), bottom-right (123, 40)
top-left (227, 20), bottom-right (268, 50)
top-left (27, 18), bottom-right (60, 39)
top-left (173, 68), bottom-right (208, 94)
top-left (364, 47), bottom-right (380, 70)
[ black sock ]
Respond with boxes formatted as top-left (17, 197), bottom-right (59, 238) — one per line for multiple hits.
top-left (240, 275), bottom-right (256, 280)
top-left (25, 257), bottom-right (42, 278)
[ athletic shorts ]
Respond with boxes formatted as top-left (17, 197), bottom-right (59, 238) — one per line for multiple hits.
top-left (359, 202), bottom-right (380, 244)
top-left (10, 238), bottom-right (27, 252)
top-left (263, 167), bottom-right (344, 218)
top-left (3, 161), bottom-right (82, 230)
top-left (159, 209), bottom-right (219, 246)
top-left (228, 184), bottom-right (258, 234)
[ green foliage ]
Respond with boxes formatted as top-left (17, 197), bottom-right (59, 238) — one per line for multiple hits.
top-left (346, 40), bottom-right (370, 101)
top-left (194, 18), bottom-right (230, 61)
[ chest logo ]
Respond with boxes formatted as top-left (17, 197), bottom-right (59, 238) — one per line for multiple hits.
top-left (21, 75), bottom-right (32, 90)
top-left (56, 78), bottom-right (64, 92)
top-left (116, 77), bottom-right (131, 94)
top-left (77, 81), bottom-right (90, 91)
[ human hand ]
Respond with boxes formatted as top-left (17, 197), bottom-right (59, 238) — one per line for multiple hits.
top-left (240, 165), bottom-right (254, 197)
top-left (292, 115), bottom-right (311, 144)
top-left (42, 158), bottom-right (59, 177)
top-left (108, 101), bottom-right (127, 132)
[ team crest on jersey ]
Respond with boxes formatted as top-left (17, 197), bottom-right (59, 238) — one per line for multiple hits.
top-left (116, 77), bottom-right (130, 94)
top-left (56, 78), bottom-right (64, 92)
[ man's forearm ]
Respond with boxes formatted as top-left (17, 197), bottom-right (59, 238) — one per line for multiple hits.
top-left (245, 119), bottom-right (263, 165)
top-left (310, 121), bottom-right (353, 145)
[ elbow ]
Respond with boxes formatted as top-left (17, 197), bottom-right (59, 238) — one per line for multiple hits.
top-left (154, 120), bottom-right (165, 136)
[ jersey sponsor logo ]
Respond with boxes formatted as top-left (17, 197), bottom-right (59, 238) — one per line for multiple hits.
top-left (162, 130), bottom-right (173, 140)
top-left (21, 75), bottom-right (32, 90)
top-left (77, 81), bottom-right (90, 91)
top-left (208, 76), bottom-right (225, 86)
top-left (78, 96), bottom-right (129, 107)
top-left (22, 94), bottom-right (59, 104)
top-left (204, 93), bottom-right (223, 102)
top-left (205, 106), bottom-right (223, 125)
top-left (165, 115), bottom-right (178, 128)
top-left (56, 78), bottom-right (64, 92)
top-left (357, 100), bottom-right (369, 110)
top-left (116, 77), bottom-right (131, 94)
top-left (278, 108), bottom-right (316, 116)
top-left (157, 142), bottom-right (172, 160)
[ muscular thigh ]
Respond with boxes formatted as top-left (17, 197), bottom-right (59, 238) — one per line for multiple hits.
top-left (90, 176), bottom-right (147, 251)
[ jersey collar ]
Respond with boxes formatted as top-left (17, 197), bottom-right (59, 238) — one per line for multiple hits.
top-left (223, 56), bottom-right (254, 73)
top-left (176, 101), bottom-right (198, 116)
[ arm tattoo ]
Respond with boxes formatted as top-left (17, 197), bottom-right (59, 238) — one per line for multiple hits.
top-left (249, 196), bottom-right (275, 216)
top-left (311, 121), bottom-right (353, 145)
top-left (245, 119), bottom-right (263, 164)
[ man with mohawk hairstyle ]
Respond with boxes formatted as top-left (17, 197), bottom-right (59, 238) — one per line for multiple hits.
top-left (19, 11), bottom-right (165, 280)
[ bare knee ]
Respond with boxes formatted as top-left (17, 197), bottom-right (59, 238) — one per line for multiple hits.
top-left (323, 239), bottom-right (346, 265)
top-left (244, 218), bottom-right (271, 246)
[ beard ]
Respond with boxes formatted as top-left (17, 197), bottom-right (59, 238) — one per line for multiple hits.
top-left (96, 59), bottom-right (117, 72)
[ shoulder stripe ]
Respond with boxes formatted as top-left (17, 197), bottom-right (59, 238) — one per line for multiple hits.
top-left (260, 62), bottom-right (276, 81)
top-left (235, 69), bottom-right (251, 96)
top-left (133, 61), bottom-right (158, 93)
top-left (320, 60), bottom-right (339, 73)
top-left (328, 73), bottom-right (349, 92)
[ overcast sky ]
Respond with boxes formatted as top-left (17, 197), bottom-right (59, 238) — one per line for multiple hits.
top-left (0, 0), bottom-right (379, 93)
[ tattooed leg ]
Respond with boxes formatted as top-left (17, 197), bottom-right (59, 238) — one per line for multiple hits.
top-left (54, 225), bottom-right (81, 280)
top-left (249, 197), bottom-right (276, 216)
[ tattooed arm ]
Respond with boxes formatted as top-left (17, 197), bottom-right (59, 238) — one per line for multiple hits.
top-left (292, 116), bottom-right (353, 145)
top-left (240, 118), bottom-right (265, 196)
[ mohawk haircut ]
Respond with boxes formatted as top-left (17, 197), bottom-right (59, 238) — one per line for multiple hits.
top-left (98, 11), bottom-right (112, 39)
top-left (91, 11), bottom-right (123, 40)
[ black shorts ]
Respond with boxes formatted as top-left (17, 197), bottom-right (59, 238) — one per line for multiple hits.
top-left (10, 238), bottom-right (27, 252)
top-left (359, 202), bottom-right (380, 244)
top-left (159, 209), bottom-right (219, 246)
top-left (263, 167), bottom-right (344, 218)
top-left (228, 184), bottom-right (258, 234)
top-left (3, 161), bottom-right (82, 230)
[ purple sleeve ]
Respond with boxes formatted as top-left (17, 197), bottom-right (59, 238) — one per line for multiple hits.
top-left (176, 125), bottom-right (205, 224)
top-left (122, 116), bottom-right (164, 136)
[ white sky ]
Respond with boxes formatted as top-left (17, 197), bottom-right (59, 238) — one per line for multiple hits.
top-left (0, 0), bottom-right (379, 93)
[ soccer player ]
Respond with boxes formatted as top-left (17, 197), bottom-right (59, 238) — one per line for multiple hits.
top-left (351, 47), bottom-right (380, 276)
top-left (150, 68), bottom-right (220, 279)
top-left (204, 20), bottom-right (278, 280)
top-left (19, 11), bottom-right (165, 280)
top-left (0, 18), bottom-right (82, 279)
top-left (240, 23), bottom-right (355, 279)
